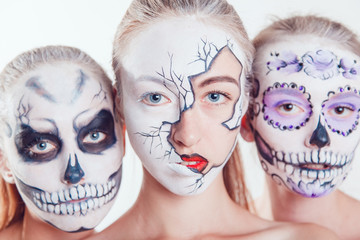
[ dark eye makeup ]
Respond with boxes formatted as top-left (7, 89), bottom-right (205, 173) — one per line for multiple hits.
top-left (76, 109), bottom-right (117, 154)
top-left (15, 124), bottom-right (62, 162)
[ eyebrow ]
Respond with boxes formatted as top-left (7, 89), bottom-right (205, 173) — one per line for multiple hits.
top-left (198, 76), bottom-right (239, 88)
top-left (26, 77), bottom-right (56, 103)
top-left (26, 118), bottom-right (59, 135)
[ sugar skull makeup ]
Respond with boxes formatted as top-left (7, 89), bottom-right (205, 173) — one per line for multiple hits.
top-left (121, 18), bottom-right (247, 196)
top-left (3, 62), bottom-right (123, 232)
top-left (251, 38), bottom-right (360, 198)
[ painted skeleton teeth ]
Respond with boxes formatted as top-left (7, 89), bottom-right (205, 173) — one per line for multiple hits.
top-left (305, 151), bottom-right (311, 163)
top-left (58, 190), bottom-right (65, 202)
top-left (330, 153), bottom-right (337, 165)
top-left (318, 151), bottom-right (326, 164)
top-left (64, 189), bottom-right (71, 201)
top-left (78, 185), bottom-right (85, 199)
top-left (45, 192), bottom-right (51, 203)
top-left (91, 185), bottom-right (97, 197)
top-left (278, 161), bottom-right (285, 171)
top-left (284, 153), bottom-right (291, 163)
top-left (318, 170), bottom-right (325, 178)
top-left (307, 170), bottom-right (317, 179)
top-left (26, 171), bottom-right (121, 216)
top-left (84, 184), bottom-right (91, 198)
top-left (51, 192), bottom-right (58, 204)
top-left (311, 151), bottom-right (317, 163)
top-left (285, 164), bottom-right (294, 175)
top-left (70, 187), bottom-right (78, 200)
top-left (273, 149), bottom-right (351, 169)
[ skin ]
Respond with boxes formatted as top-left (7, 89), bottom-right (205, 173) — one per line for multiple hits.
top-left (88, 18), bottom-right (338, 240)
top-left (120, 17), bottom-right (247, 196)
top-left (0, 62), bottom-right (124, 240)
top-left (242, 35), bottom-right (360, 239)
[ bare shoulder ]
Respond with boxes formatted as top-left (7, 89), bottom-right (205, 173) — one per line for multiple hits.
top-left (0, 221), bottom-right (22, 240)
top-left (283, 223), bottom-right (339, 240)
top-left (200, 222), bottom-right (338, 240)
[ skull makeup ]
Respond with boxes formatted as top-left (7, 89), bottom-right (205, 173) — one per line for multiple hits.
top-left (250, 37), bottom-right (360, 198)
top-left (121, 18), bottom-right (248, 195)
top-left (2, 62), bottom-right (124, 232)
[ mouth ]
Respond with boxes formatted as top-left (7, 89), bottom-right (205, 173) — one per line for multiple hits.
top-left (178, 154), bottom-right (208, 173)
top-left (17, 166), bottom-right (122, 216)
top-left (254, 130), bottom-right (353, 179)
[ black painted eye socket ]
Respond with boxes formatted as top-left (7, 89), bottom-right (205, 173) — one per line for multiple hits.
top-left (77, 109), bottom-right (116, 154)
top-left (15, 125), bottom-right (62, 162)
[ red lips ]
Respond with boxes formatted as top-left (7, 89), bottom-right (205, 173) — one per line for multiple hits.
top-left (180, 154), bottom-right (208, 173)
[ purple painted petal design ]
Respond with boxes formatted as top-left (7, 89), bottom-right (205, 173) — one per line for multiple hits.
top-left (340, 58), bottom-right (360, 80)
top-left (302, 50), bottom-right (339, 80)
top-left (287, 178), bottom-right (334, 198)
top-left (267, 51), bottom-right (302, 73)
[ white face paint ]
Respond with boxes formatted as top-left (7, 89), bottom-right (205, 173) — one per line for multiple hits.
top-left (3, 62), bottom-right (123, 232)
top-left (251, 36), bottom-right (360, 197)
top-left (121, 17), bottom-right (247, 195)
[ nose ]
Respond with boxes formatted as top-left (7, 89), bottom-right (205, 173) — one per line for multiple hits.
top-left (63, 154), bottom-right (85, 184)
top-left (309, 118), bottom-right (330, 148)
top-left (170, 108), bottom-right (201, 149)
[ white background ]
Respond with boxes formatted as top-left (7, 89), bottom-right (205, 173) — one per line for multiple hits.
top-left (0, 0), bottom-right (359, 231)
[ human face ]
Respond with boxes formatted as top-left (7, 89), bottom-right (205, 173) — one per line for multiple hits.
top-left (121, 18), bottom-right (247, 195)
top-left (3, 62), bottom-right (123, 232)
top-left (250, 36), bottom-right (360, 198)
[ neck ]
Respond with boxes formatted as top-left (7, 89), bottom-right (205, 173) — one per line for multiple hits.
top-left (21, 208), bottom-right (94, 240)
top-left (266, 176), bottom-right (350, 235)
top-left (127, 168), bottom-right (244, 239)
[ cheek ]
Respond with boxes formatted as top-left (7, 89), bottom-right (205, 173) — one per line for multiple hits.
top-left (328, 130), bottom-right (360, 152)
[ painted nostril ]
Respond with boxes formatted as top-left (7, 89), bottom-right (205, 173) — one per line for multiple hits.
top-left (309, 119), bottom-right (330, 148)
top-left (64, 154), bottom-right (85, 184)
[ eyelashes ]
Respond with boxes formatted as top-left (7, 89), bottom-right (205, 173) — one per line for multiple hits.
top-left (15, 125), bottom-right (62, 163)
top-left (16, 109), bottom-right (117, 163)
top-left (139, 90), bottom-right (233, 107)
top-left (138, 92), bottom-right (171, 106)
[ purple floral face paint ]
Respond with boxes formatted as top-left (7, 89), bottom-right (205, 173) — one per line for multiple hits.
top-left (251, 39), bottom-right (360, 198)
top-left (263, 82), bottom-right (312, 130)
top-left (267, 49), bottom-right (360, 80)
top-left (322, 86), bottom-right (360, 136)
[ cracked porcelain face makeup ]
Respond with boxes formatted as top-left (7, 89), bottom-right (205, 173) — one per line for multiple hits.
top-left (250, 36), bottom-right (360, 198)
top-left (3, 62), bottom-right (123, 232)
top-left (120, 18), bottom-right (247, 195)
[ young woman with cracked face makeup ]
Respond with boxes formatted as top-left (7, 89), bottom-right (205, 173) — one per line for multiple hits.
top-left (241, 15), bottom-right (360, 239)
top-left (0, 46), bottom-right (124, 240)
top-left (88, 1), bottom-right (338, 239)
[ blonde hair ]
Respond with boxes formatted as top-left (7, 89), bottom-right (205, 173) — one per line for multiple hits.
top-left (112, 0), bottom-right (254, 209)
top-left (253, 15), bottom-right (360, 75)
top-left (0, 45), bottom-right (113, 230)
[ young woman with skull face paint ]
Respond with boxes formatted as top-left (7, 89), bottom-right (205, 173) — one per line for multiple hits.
top-left (241, 15), bottom-right (360, 239)
top-left (0, 46), bottom-right (125, 239)
top-left (87, 1), bottom-right (338, 239)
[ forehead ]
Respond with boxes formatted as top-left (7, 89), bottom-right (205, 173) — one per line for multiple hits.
top-left (255, 36), bottom-right (360, 93)
top-left (11, 62), bottom-right (111, 117)
top-left (122, 17), bottom-right (245, 78)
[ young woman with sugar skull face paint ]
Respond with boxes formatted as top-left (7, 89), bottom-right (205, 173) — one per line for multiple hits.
top-left (0, 46), bottom-right (124, 239)
top-left (87, 1), bottom-right (338, 239)
top-left (241, 15), bottom-right (360, 239)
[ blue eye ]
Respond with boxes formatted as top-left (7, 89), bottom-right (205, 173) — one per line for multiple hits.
top-left (37, 142), bottom-right (47, 150)
top-left (149, 94), bottom-right (162, 103)
top-left (83, 131), bottom-right (106, 144)
top-left (207, 93), bottom-right (221, 102)
top-left (140, 92), bottom-right (171, 106)
top-left (204, 92), bottom-right (228, 105)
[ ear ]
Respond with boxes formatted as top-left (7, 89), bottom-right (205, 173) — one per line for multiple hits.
top-left (240, 115), bottom-right (254, 142)
top-left (0, 152), bottom-right (15, 184)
